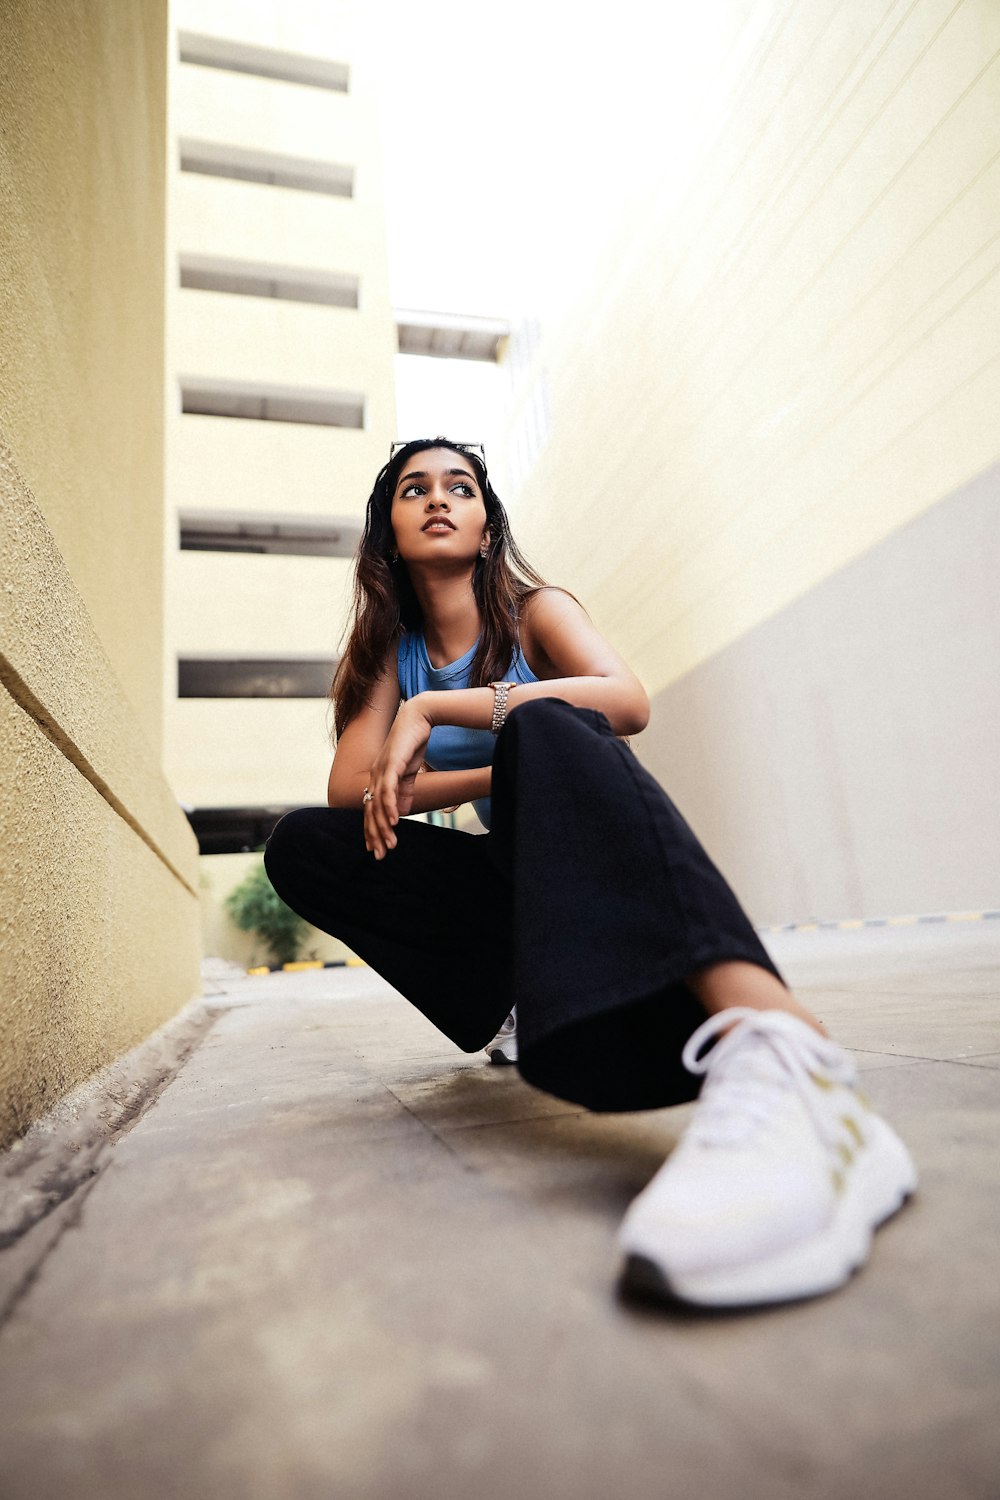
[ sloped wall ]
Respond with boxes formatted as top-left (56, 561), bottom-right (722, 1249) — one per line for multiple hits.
top-left (0, 2), bottom-right (201, 1145)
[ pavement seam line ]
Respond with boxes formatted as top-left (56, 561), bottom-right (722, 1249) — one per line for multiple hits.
top-left (429, 1107), bottom-right (590, 1135)
top-left (380, 1082), bottom-right (478, 1170)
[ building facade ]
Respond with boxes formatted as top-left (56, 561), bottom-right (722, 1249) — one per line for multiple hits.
top-left (163, 0), bottom-right (398, 963)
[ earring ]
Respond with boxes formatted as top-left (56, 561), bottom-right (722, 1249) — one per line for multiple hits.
top-left (390, 548), bottom-right (399, 563)
top-left (479, 540), bottom-right (489, 558)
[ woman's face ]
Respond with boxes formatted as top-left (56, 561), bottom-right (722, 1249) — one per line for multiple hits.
top-left (389, 447), bottom-right (489, 566)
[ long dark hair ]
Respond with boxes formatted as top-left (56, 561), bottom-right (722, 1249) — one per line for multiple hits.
top-left (331, 438), bottom-right (547, 736)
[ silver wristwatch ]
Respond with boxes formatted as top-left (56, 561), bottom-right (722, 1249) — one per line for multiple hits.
top-left (489, 680), bottom-right (517, 735)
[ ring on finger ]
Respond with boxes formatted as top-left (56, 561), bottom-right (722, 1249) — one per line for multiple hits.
top-left (362, 787), bottom-right (374, 804)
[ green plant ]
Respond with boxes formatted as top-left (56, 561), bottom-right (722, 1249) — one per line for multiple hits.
top-left (224, 861), bottom-right (308, 966)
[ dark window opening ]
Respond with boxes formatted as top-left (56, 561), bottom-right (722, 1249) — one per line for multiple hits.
top-left (185, 805), bottom-right (295, 856)
top-left (178, 656), bottom-right (336, 698)
top-left (179, 511), bottom-right (361, 558)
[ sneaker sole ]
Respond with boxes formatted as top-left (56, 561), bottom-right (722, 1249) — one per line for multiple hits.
top-left (620, 1116), bottom-right (917, 1309)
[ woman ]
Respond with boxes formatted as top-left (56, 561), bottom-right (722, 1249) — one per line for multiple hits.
top-left (264, 437), bottom-right (916, 1309)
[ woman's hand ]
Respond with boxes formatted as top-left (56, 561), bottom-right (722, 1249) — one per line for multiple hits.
top-left (364, 698), bottom-right (433, 858)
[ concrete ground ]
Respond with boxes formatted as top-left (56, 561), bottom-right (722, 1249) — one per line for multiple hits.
top-left (0, 922), bottom-right (998, 1500)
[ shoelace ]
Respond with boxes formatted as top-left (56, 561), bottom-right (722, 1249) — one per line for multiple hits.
top-left (681, 1008), bottom-right (859, 1149)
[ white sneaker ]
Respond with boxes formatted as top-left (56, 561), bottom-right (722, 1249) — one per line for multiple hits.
top-left (618, 1007), bottom-right (917, 1308)
top-left (485, 1009), bottom-right (517, 1065)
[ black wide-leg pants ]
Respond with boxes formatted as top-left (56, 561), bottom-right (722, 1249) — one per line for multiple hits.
top-left (263, 699), bottom-right (784, 1112)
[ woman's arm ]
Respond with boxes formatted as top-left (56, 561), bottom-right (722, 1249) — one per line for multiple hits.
top-left (327, 656), bottom-right (492, 850)
top-left (530, 586), bottom-right (650, 730)
top-left (326, 660), bottom-right (401, 809)
top-left (363, 590), bottom-right (649, 855)
top-left (452, 586), bottom-right (649, 735)
top-left (413, 588), bottom-right (649, 737)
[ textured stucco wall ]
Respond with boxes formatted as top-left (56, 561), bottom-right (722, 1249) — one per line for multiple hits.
top-left (0, 2), bottom-right (201, 1146)
top-left (0, 0), bottom-right (168, 750)
top-left (0, 683), bottom-right (201, 1142)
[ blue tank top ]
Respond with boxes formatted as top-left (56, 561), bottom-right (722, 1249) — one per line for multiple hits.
top-left (397, 628), bottom-right (539, 829)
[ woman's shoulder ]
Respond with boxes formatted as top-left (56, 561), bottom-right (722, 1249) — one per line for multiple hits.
top-left (518, 586), bottom-right (589, 676)
top-left (519, 585), bottom-right (587, 631)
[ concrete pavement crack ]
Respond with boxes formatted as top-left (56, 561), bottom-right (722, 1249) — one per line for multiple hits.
top-left (380, 1082), bottom-right (478, 1170)
top-left (0, 998), bottom-right (222, 1263)
top-left (0, 1172), bottom-right (102, 1329)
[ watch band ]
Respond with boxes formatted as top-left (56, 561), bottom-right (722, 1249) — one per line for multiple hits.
top-left (489, 680), bottom-right (516, 735)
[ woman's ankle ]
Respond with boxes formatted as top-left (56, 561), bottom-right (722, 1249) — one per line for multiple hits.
top-left (687, 960), bottom-right (828, 1037)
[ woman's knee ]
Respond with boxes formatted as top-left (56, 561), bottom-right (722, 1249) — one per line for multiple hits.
top-left (263, 806), bottom-right (362, 891)
top-left (508, 696), bottom-right (610, 742)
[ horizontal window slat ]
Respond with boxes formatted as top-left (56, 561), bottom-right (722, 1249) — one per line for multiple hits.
top-left (180, 253), bottom-right (359, 309)
top-left (179, 138), bottom-right (353, 198)
top-left (179, 378), bottom-right (364, 429)
top-left (178, 31), bottom-right (349, 92)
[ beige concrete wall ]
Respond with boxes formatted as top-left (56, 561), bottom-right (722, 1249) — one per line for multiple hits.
top-left (640, 461), bottom-right (1000, 923)
top-left (0, 1), bottom-right (171, 752)
top-left (0, 2), bottom-right (201, 1146)
top-left (169, 419), bottom-right (382, 520)
top-left (174, 0), bottom-right (356, 57)
top-left (507, 0), bottom-right (1000, 919)
top-left (173, 291), bottom-right (397, 406)
top-left (171, 552), bottom-right (353, 657)
top-left (170, 699), bottom-right (335, 807)
top-left (175, 174), bottom-right (374, 284)
top-left (511, 0), bottom-right (1000, 688)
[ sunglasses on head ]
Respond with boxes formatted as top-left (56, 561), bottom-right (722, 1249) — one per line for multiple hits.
top-left (390, 440), bottom-right (486, 468)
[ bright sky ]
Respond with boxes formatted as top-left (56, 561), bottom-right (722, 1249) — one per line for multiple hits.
top-left (372, 0), bottom-right (636, 316)
top-left (365, 0), bottom-right (736, 443)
